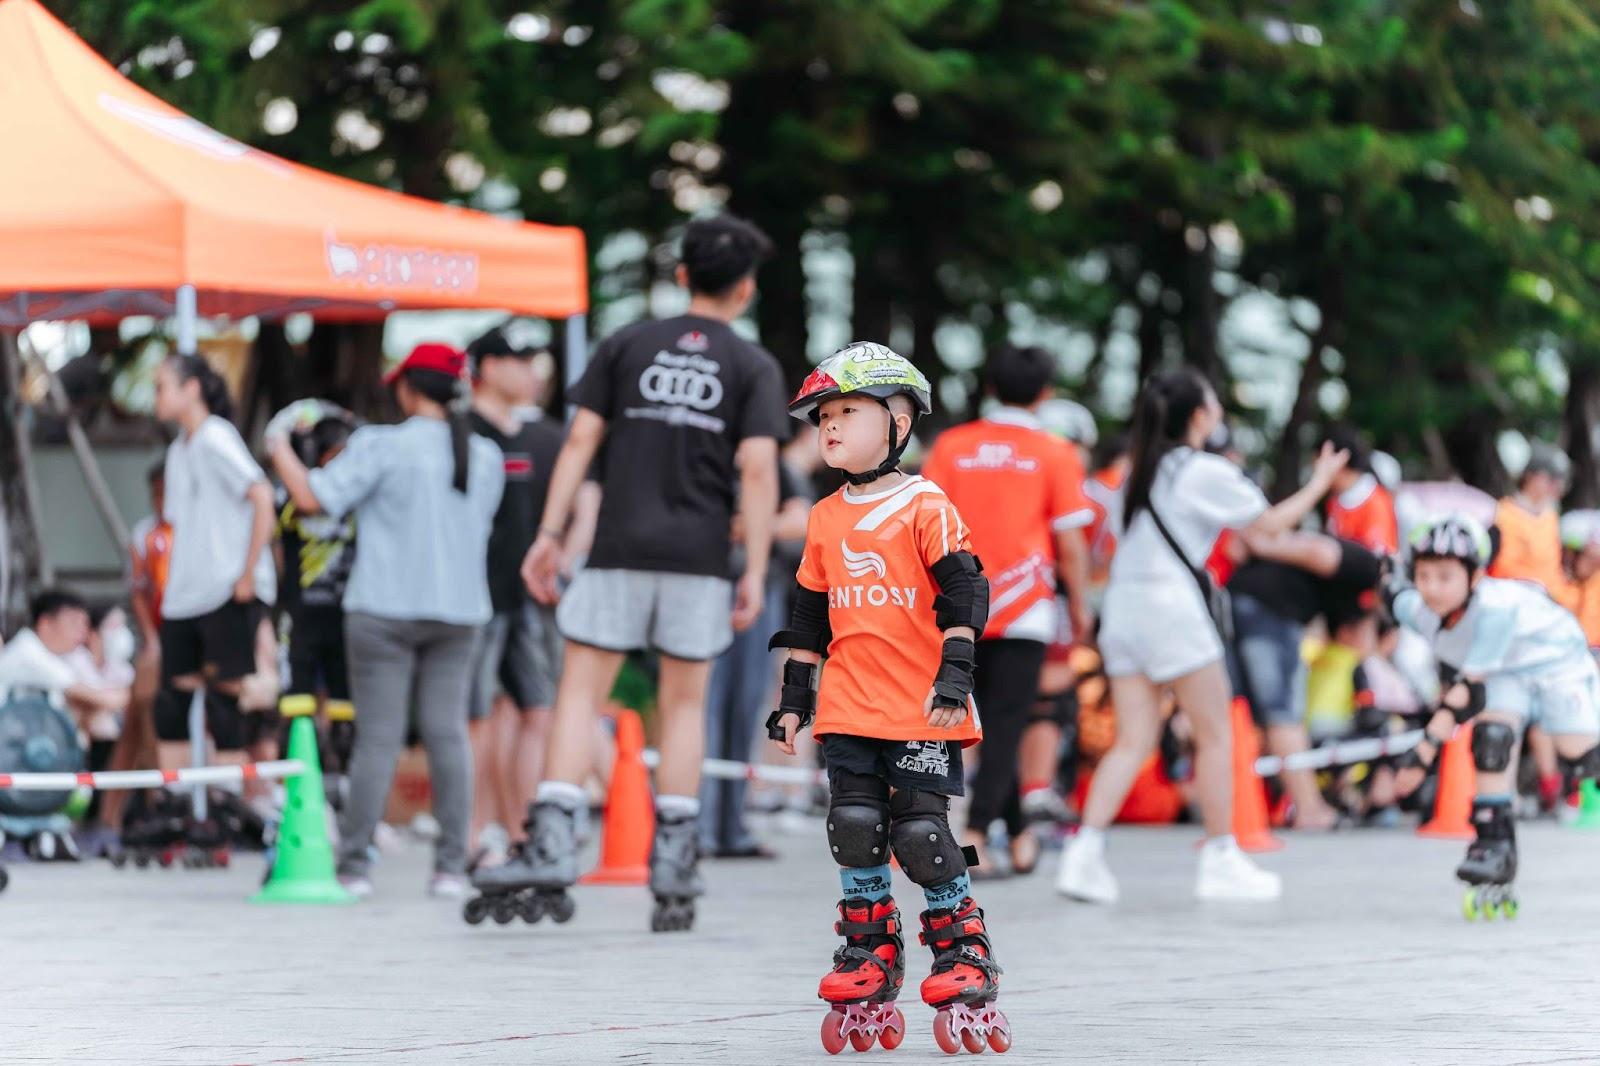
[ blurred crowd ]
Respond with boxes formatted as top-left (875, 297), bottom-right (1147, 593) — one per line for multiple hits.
top-left (4, 212), bottom-right (1598, 891)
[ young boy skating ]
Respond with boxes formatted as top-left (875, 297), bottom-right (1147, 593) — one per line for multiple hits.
top-left (1386, 513), bottom-right (1600, 918)
top-left (768, 342), bottom-right (1009, 1054)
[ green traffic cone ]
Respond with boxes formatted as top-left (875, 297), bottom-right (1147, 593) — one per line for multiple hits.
top-left (1573, 779), bottom-right (1600, 831)
top-left (251, 704), bottom-right (354, 904)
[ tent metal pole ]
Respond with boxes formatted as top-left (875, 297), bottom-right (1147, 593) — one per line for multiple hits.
top-left (564, 313), bottom-right (587, 421)
top-left (175, 284), bottom-right (198, 355)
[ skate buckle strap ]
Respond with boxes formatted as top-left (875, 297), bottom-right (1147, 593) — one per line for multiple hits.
top-left (932, 944), bottom-right (1003, 980)
top-left (836, 917), bottom-right (897, 937)
top-left (831, 944), bottom-right (894, 979)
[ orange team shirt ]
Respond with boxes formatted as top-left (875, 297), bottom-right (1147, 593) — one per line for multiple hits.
top-left (1572, 573), bottom-right (1600, 650)
top-left (1081, 465), bottom-right (1126, 585)
top-left (132, 519), bottom-right (174, 623)
top-left (921, 410), bottom-right (1093, 641)
top-left (1326, 475), bottom-right (1399, 554)
top-left (796, 476), bottom-right (983, 746)
top-left (1489, 499), bottom-right (1578, 610)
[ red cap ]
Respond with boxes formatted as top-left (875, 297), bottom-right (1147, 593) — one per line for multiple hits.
top-left (384, 342), bottom-right (466, 386)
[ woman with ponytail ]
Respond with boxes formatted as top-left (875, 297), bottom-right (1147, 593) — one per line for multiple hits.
top-left (271, 342), bottom-right (504, 899)
top-left (1055, 367), bottom-right (1347, 905)
top-left (152, 354), bottom-right (277, 795)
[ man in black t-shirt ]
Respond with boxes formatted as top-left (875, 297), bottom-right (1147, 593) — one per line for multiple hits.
top-left (1226, 534), bottom-right (1381, 828)
top-left (480, 214), bottom-right (785, 929)
top-left (463, 326), bottom-right (568, 864)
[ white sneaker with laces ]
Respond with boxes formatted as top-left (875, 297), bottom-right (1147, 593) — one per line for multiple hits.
top-left (1055, 832), bottom-right (1120, 904)
top-left (1195, 838), bottom-right (1282, 902)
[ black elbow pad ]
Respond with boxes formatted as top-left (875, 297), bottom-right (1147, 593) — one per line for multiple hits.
top-left (931, 551), bottom-right (990, 633)
top-left (769, 586), bottom-right (832, 654)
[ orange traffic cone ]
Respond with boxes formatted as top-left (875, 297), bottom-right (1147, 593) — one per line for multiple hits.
top-left (580, 708), bottom-right (654, 885)
top-left (1417, 723), bottom-right (1476, 839)
top-left (1229, 697), bottom-right (1285, 853)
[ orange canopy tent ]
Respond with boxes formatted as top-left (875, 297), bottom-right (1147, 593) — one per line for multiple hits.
top-left (0, 0), bottom-right (587, 343)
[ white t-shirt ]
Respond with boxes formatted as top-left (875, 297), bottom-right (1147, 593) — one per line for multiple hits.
top-left (161, 415), bottom-right (277, 620)
top-left (1393, 576), bottom-right (1592, 681)
top-left (1107, 447), bottom-right (1267, 589)
top-left (0, 629), bottom-right (77, 700)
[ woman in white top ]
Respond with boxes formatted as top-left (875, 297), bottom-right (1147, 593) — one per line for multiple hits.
top-left (1057, 368), bottom-right (1346, 904)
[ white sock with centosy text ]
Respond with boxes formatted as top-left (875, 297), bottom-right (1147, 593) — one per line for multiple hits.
top-left (655, 794), bottom-right (701, 821)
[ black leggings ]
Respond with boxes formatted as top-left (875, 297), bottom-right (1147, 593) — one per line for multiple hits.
top-left (964, 639), bottom-right (1047, 838)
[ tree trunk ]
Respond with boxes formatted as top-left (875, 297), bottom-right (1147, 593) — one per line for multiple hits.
top-left (1136, 294), bottom-right (1163, 384)
top-left (1181, 232), bottom-right (1220, 380)
top-left (756, 223), bottom-right (810, 389)
top-left (1563, 355), bottom-right (1600, 508)
top-left (0, 332), bottom-right (49, 631)
top-left (1271, 341), bottom-right (1324, 500)
top-left (851, 241), bottom-right (894, 347)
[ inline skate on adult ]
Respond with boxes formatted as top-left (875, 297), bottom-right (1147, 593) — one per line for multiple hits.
top-left (649, 812), bottom-right (704, 932)
top-left (463, 801), bottom-right (577, 926)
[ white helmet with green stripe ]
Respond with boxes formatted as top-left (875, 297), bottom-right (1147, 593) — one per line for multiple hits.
top-left (788, 342), bottom-right (933, 484)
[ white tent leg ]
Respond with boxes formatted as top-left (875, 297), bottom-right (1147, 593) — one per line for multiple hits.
top-left (176, 284), bottom-right (198, 355)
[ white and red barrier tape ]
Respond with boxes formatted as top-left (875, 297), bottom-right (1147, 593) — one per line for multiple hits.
top-left (1252, 731), bottom-right (1423, 776)
top-left (0, 759), bottom-right (306, 792)
top-left (645, 732), bottom-right (1425, 787)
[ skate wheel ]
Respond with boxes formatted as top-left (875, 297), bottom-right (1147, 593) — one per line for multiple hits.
top-left (933, 1011), bottom-right (961, 1055)
top-left (1502, 897), bottom-right (1519, 920)
top-left (518, 894), bottom-right (545, 924)
top-left (214, 850), bottom-right (230, 868)
top-left (109, 851), bottom-right (127, 869)
top-left (849, 1028), bottom-right (877, 1052)
top-left (821, 1010), bottom-right (849, 1055)
top-left (491, 899), bottom-right (517, 925)
top-left (963, 1028), bottom-right (987, 1053)
top-left (988, 1022), bottom-right (1012, 1054)
top-left (547, 892), bottom-right (575, 924)
top-left (134, 853), bottom-right (151, 869)
top-left (463, 897), bottom-right (488, 926)
top-left (0, 867), bottom-right (8, 893)
top-left (1461, 889), bottom-right (1479, 922)
top-left (880, 1007), bottom-right (906, 1050)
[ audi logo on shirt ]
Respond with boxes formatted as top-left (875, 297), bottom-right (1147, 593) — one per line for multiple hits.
top-left (638, 351), bottom-right (724, 411)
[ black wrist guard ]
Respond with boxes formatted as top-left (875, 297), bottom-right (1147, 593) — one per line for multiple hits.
top-left (930, 636), bottom-right (978, 711)
top-left (766, 658), bottom-right (819, 740)
top-left (1440, 679), bottom-right (1486, 724)
top-left (1397, 731), bottom-right (1451, 771)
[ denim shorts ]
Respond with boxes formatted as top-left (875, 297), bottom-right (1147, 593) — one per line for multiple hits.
top-left (1226, 593), bottom-right (1307, 728)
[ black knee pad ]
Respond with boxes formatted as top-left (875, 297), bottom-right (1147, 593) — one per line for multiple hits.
top-left (1559, 743), bottom-right (1600, 783)
top-left (1031, 689), bottom-right (1076, 729)
top-left (888, 789), bottom-right (972, 885)
top-left (205, 691), bottom-right (248, 753)
top-left (827, 771), bottom-right (891, 867)
top-left (1471, 721), bottom-right (1517, 773)
top-left (153, 684), bottom-right (194, 741)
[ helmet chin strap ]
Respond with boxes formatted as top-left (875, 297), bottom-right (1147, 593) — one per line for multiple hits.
top-left (842, 399), bottom-right (910, 486)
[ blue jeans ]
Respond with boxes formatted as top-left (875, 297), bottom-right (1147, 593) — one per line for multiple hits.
top-left (1225, 593), bottom-right (1307, 728)
top-left (698, 586), bottom-right (783, 853)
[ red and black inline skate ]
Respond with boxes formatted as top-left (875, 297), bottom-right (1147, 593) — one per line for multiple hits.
top-left (917, 898), bottom-right (1010, 1055)
top-left (817, 896), bottom-right (908, 1054)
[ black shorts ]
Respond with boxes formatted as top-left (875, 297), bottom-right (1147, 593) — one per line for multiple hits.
top-left (161, 599), bottom-right (265, 684)
top-left (284, 608), bottom-right (349, 701)
top-left (821, 733), bottom-right (965, 797)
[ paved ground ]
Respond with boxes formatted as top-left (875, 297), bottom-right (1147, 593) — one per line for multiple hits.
top-left (8, 817), bottom-right (1600, 1065)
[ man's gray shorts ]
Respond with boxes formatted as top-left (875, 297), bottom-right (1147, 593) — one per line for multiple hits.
top-left (557, 567), bottom-right (734, 662)
top-left (469, 601), bottom-right (565, 720)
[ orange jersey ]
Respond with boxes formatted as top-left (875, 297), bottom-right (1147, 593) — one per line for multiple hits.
top-left (131, 518), bottom-right (173, 623)
top-left (1489, 499), bottom-right (1578, 610)
top-left (922, 410), bottom-right (1092, 640)
top-left (1326, 475), bottom-right (1398, 554)
top-left (1572, 573), bottom-right (1600, 650)
top-left (797, 476), bottom-right (982, 746)
top-left (1081, 465), bottom-right (1127, 585)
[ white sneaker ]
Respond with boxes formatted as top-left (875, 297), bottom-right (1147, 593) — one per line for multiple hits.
top-left (337, 874), bottom-right (374, 899)
top-left (1195, 839), bottom-right (1282, 902)
top-left (1055, 833), bottom-right (1120, 904)
top-left (428, 872), bottom-right (470, 899)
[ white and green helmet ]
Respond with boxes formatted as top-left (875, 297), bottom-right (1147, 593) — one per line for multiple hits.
top-left (1408, 512), bottom-right (1493, 577)
top-left (788, 342), bottom-right (933, 425)
top-left (789, 341), bottom-right (933, 484)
